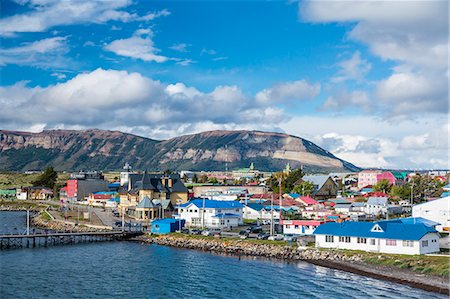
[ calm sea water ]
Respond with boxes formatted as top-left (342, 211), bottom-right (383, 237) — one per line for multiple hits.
top-left (0, 212), bottom-right (446, 299)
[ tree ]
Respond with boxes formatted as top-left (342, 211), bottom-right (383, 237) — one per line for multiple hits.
top-left (373, 179), bottom-right (393, 193)
top-left (269, 168), bottom-right (303, 194)
top-left (208, 177), bottom-right (219, 184)
top-left (199, 174), bottom-right (208, 184)
top-left (32, 167), bottom-right (58, 189)
top-left (192, 174), bottom-right (198, 183)
top-left (292, 181), bottom-right (314, 196)
top-left (390, 185), bottom-right (410, 200)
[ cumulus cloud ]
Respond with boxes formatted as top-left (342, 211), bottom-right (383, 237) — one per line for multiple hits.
top-left (300, 1), bottom-right (448, 118)
top-left (0, 68), bottom-right (287, 139)
top-left (0, 36), bottom-right (69, 68)
top-left (0, 0), bottom-right (170, 36)
top-left (104, 29), bottom-right (169, 63)
top-left (169, 43), bottom-right (189, 52)
top-left (255, 80), bottom-right (320, 104)
top-left (320, 89), bottom-right (372, 113)
top-left (331, 51), bottom-right (371, 83)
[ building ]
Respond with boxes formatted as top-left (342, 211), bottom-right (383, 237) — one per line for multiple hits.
top-left (297, 195), bottom-right (318, 206)
top-left (151, 218), bottom-right (185, 234)
top-left (65, 172), bottom-right (110, 202)
top-left (282, 220), bottom-right (325, 235)
top-left (243, 203), bottom-right (265, 220)
top-left (376, 171), bottom-right (407, 186)
top-left (314, 218), bottom-right (440, 255)
top-left (179, 199), bottom-right (243, 229)
top-left (358, 170), bottom-right (382, 190)
top-left (26, 187), bottom-right (53, 200)
top-left (413, 196), bottom-right (450, 232)
top-left (301, 175), bottom-right (338, 199)
top-left (364, 197), bottom-right (389, 216)
top-left (192, 185), bottom-right (267, 198)
top-left (120, 162), bottom-right (133, 186)
top-left (0, 189), bottom-right (16, 199)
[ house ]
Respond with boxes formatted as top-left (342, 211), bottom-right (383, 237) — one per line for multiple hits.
top-left (314, 219), bottom-right (440, 255)
top-left (301, 209), bottom-right (334, 220)
top-left (16, 189), bottom-right (27, 200)
top-left (358, 170), bottom-right (382, 190)
top-left (87, 192), bottom-right (117, 207)
top-left (412, 196), bottom-right (450, 232)
top-left (364, 197), bottom-right (389, 216)
top-left (243, 203), bottom-right (264, 220)
top-left (376, 171), bottom-right (407, 186)
top-left (151, 218), bottom-right (185, 234)
top-left (334, 203), bottom-right (352, 214)
top-left (297, 195), bottom-right (318, 206)
top-left (282, 220), bottom-right (325, 236)
top-left (27, 187), bottom-right (53, 200)
top-left (0, 189), bottom-right (16, 199)
top-left (301, 175), bottom-right (338, 199)
top-left (179, 199), bottom-right (243, 229)
top-left (65, 172), bottom-right (110, 202)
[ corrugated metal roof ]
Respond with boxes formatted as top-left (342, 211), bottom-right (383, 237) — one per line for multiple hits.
top-left (181, 199), bottom-right (243, 209)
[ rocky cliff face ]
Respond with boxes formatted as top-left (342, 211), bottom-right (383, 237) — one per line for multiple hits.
top-left (0, 129), bottom-right (359, 172)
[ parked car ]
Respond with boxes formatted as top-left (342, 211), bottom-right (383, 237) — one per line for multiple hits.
top-left (247, 226), bottom-right (263, 234)
top-left (268, 234), bottom-right (284, 241)
top-left (257, 233), bottom-right (270, 240)
top-left (201, 230), bottom-right (212, 236)
top-left (239, 230), bottom-right (249, 236)
top-left (189, 229), bottom-right (201, 235)
top-left (113, 211), bottom-right (120, 217)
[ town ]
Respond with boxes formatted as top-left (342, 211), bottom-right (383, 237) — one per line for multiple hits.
top-left (1, 162), bottom-right (449, 256)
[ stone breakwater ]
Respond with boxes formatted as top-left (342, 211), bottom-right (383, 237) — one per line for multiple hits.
top-left (32, 214), bottom-right (103, 233)
top-left (140, 234), bottom-right (361, 262)
top-left (136, 234), bottom-right (449, 295)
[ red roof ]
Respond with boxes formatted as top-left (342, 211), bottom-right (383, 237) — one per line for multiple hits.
top-left (298, 196), bottom-right (318, 205)
top-left (92, 194), bottom-right (112, 199)
top-left (251, 193), bottom-right (280, 200)
top-left (60, 186), bottom-right (68, 191)
top-left (364, 191), bottom-right (388, 198)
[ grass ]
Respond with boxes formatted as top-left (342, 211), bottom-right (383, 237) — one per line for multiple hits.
top-left (167, 233), bottom-right (292, 247)
top-left (335, 249), bottom-right (450, 277)
top-left (0, 172), bottom-right (70, 189)
top-left (40, 211), bottom-right (52, 221)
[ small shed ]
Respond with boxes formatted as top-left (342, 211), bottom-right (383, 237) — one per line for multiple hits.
top-left (151, 218), bottom-right (185, 234)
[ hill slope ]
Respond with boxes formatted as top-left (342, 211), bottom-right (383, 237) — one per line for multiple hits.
top-left (0, 129), bottom-right (359, 172)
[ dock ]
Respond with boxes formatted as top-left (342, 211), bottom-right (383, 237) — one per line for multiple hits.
top-left (0, 230), bottom-right (143, 250)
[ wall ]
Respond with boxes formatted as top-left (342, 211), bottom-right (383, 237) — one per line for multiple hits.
top-left (193, 185), bottom-right (267, 197)
top-left (413, 197), bottom-right (450, 232)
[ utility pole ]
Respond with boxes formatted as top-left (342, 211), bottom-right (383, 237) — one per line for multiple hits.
top-left (279, 177), bottom-right (282, 224)
top-left (270, 194), bottom-right (274, 236)
top-left (202, 197), bottom-right (205, 230)
top-left (26, 210), bottom-right (30, 235)
top-left (121, 207), bottom-right (125, 232)
top-left (410, 182), bottom-right (414, 217)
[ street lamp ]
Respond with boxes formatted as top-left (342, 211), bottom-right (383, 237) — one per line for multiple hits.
top-left (177, 199), bottom-right (182, 233)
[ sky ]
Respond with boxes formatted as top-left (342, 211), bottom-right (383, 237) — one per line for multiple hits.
top-left (0, 0), bottom-right (448, 170)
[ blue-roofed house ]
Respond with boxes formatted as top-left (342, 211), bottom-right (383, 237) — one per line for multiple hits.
top-left (151, 218), bottom-right (185, 234)
top-left (179, 199), bottom-right (243, 229)
top-left (314, 220), bottom-right (440, 255)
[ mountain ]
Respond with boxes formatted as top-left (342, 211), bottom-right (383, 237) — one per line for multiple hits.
top-left (0, 129), bottom-right (360, 172)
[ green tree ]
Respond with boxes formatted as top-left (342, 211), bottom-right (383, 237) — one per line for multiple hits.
top-left (192, 174), bottom-right (198, 183)
top-left (292, 181), bottom-right (314, 195)
top-left (390, 185), bottom-right (410, 200)
top-left (32, 166), bottom-right (58, 189)
top-left (269, 168), bottom-right (303, 194)
top-left (199, 174), bottom-right (208, 184)
top-left (373, 179), bottom-right (393, 193)
top-left (208, 177), bottom-right (219, 184)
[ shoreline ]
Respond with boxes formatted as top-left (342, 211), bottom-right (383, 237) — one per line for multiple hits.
top-left (135, 234), bottom-right (450, 295)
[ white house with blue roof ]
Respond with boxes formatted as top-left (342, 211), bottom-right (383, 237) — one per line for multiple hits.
top-left (314, 218), bottom-right (440, 255)
top-left (179, 199), bottom-right (243, 229)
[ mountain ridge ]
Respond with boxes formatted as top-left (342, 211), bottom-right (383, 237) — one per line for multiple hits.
top-left (0, 129), bottom-right (360, 172)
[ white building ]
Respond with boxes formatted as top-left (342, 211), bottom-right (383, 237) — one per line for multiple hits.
top-left (243, 203), bottom-right (264, 220)
top-left (179, 199), bottom-right (243, 229)
top-left (364, 197), bottom-right (389, 216)
top-left (314, 218), bottom-right (440, 255)
top-left (413, 197), bottom-right (450, 232)
top-left (282, 220), bottom-right (325, 236)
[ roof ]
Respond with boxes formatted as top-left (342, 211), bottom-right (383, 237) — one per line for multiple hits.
top-left (245, 203), bottom-right (264, 211)
top-left (314, 221), bottom-right (437, 241)
top-left (299, 196), bottom-right (318, 205)
top-left (302, 175), bottom-right (330, 189)
top-left (282, 220), bottom-right (324, 226)
top-left (387, 217), bottom-right (440, 227)
top-left (334, 203), bottom-right (351, 209)
top-left (442, 183), bottom-right (450, 190)
top-left (287, 193), bottom-right (300, 199)
top-left (181, 199), bottom-right (243, 209)
top-left (152, 199), bottom-right (171, 209)
top-left (152, 218), bottom-right (181, 224)
top-left (351, 202), bottom-right (366, 207)
top-left (366, 197), bottom-right (388, 205)
top-left (392, 171), bottom-right (407, 180)
top-left (129, 173), bottom-right (188, 193)
top-left (212, 213), bottom-right (241, 218)
top-left (328, 198), bottom-right (351, 204)
top-left (137, 196), bottom-right (157, 209)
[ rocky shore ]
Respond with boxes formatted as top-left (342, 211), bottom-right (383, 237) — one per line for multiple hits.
top-left (135, 234), bottom-right (449, 295)
top-left (31, 213), bottom-right (104, 233)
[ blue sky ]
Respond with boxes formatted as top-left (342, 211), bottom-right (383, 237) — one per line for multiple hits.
top-left (0, 0), bottom-right (448, 169)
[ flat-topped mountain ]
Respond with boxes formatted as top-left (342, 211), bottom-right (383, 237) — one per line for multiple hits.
top-left (0, 129), bottom-right (359, 172)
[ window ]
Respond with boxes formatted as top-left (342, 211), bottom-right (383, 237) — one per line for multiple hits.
top-left (345, 237), bottom-right (351, 243)
top-left (339, 236), bottom-right (344, 242)
top-left (422, 240), bottom-right (428, 247)
top-left (325, 235), bottom-right (334, 243)
top-left (180, 209), bottom-right (183, 212)
top-left (286, 225), bottom-right (290, 229)
top-left (370, 239), bottom-right (376, 245)
top-left (431, 239), bottom-right (437, 243)
top-left (339, 236), bottom-right (350, 243)
top-left (294, 225), bottom-right (299, 229)
top-left (386, 240), bottom-right (397, 246)
top-left (220, 219), bottom-right (225, 225)
top-left (357, 237), bottom-right (367, 244)
top-left (194, 209), bottom-right (198, 213)
top-left (236, 208), bottom-right (240, 212)
top-left (403, 240), bottom-right (414, 247)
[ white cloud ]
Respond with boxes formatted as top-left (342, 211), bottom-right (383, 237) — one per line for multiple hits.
top-left (169, 43), bottom-right (189, 52)
top-left (176, 59), bottom-right (196, 66)
top-left (255, 80), bottom-right (320, 104)
top-left (0, 68), bottom-right (287, 139)
top-left (0, 1), bottom-right (170, 36)
top-left (0, 36), bottom-right (68, 67)
top-left (331, 51), bottom-right (371, 83)
top-left (281, 115), bottom-right (449, 169)
top-left (104, 29), bottom-right (169, 63)
top-left (300, 1), bottom-right (448, 118)
top-left (321, 89), bottom-right (371, 113)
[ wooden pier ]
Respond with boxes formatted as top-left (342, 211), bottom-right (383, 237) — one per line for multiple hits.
top-left (0, 231), bottom-right (143, 250)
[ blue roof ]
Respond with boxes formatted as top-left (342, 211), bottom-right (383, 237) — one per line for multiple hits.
top-left (385, 217), bottom-right (440, 227)
top-left (288, 193), bottom-right (300, 199)
top-left (442, 183), bottom-right (450, 189)
top-left (93, 191), bottom-right (117, 195)
top-left (441, 192), bottom-right (450, 197)
top-left (314, 221), bottom-right (437, 241)
top-left (212, 213), bottom-right (241, 218)
top-left (245, 203), bottom-right (264, 211)
top-left (181, 199), bottom-right (243, 209)
top-left (152, 218), bottom-right (181, 224)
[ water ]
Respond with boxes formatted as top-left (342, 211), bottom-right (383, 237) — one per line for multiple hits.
top-left (0, 212), bottom-right (446, 299)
